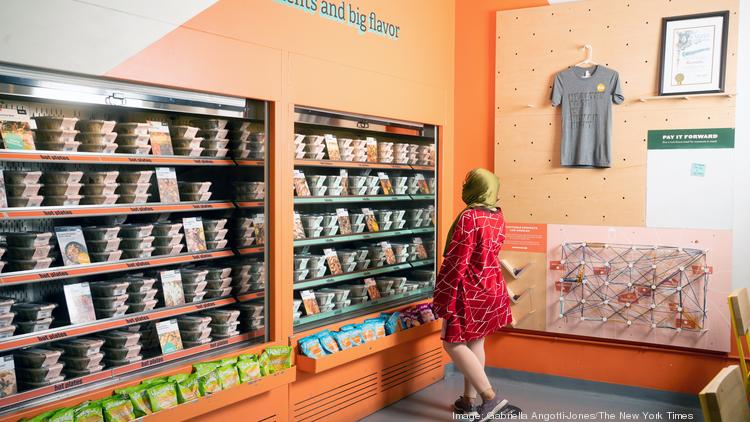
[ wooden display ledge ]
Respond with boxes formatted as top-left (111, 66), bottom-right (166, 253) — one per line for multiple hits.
top-left (140, 367), bottom-right (296, 421)
top-left (296, 319), bottom-right (441, 374)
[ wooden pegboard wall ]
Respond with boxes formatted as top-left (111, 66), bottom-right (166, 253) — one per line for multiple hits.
top-left (494, 0), bottom-right (739, 227)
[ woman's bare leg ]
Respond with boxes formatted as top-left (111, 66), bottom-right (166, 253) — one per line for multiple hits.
top-left (463, 338), bottom-right (486, 399)
top-left (443, 341), bottom-right (493, 401)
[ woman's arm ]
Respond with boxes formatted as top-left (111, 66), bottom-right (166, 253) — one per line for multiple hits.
top-left (433, 211), bottom-right (476, 318)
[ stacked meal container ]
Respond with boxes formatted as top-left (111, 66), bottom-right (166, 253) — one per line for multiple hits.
top-left (76, 120), bottom-right (118, 154)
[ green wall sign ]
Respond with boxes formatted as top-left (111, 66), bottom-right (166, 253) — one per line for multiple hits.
top-left (647, 128), bottom-right (735, 150)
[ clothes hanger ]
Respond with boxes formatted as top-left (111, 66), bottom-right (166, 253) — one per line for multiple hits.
top-left (574, 44), bottom-right (598, 68)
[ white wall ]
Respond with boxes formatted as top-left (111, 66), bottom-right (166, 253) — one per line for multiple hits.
top-left (734, 2), bottom-right (750, 290)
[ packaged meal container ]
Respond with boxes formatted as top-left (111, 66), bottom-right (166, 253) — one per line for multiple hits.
top-left (151, 222), bottom-right (183, 237)
top-left (210, 330), bottom-right (239, 340)
top-left (126, 277), bottom-right (156, 292)
top-left (89, 281), bottom-right (129, 297)
top-left (184, 291), bottom-right (207, 303)
top-left (204, 229), bottom-right (228, 242)
top-left (86, 238), bottom-right (122, 253)
top-left (153, 234), bottom-right (184, 247)
top-left (126, 299), bottom-right (157, 314)
top-left (33, 116), bottom-right (78, 130)
top-left (89, 250), bottom-right (123, 263)
top-left (119, 236), bottom-right (155, 250)
top-left (42, 194), bottom-right (84, 206)
top-left (126, 289), bottom-right (157, 303)
top-left (118, 193), bottom-right (151, 204)
top-left (236, 302), bottom-right (264, 318)
top-left (79, 143), bottom-right (118, 154)
top-left (5, 183), bottom-right (43, 198)
top-left (116, 145), bottom-right (151, 155)
top-left (54, 338), bottom-right (105, 357)
top-left (154, 245), bottom-right (184, 256)
top-left (95, 304), bottom-right (129, 319)
top-left (102, 343), bottom-right (142, 360)
top-left (104, 355), bottom-right (143, 367)
top-left (41, 183), bottom-right (84, 196)
top-left (114, 122), bottom-right (149, 135)
top-left (203, 219), bottom-right (228, 231)
top-left (80, 194), bottom-right (119, 206)
top-left (13, 303), bottom-right (57, 320)
top-left (60, 352), bottom-right (104, 370)
top-left (114, 133), bottom-right (150, 147)
top-left (13, 348), bottom-right (62, 368)
top-left (0, 297), bottom-right (15, 314)
top-left (182, 338), bottom-right (212, 348)
top-left (82, 226), bottom-right (121, 241)
top-left (77, 132), bottom-right (117, 145)
top-left (5, 170), bottom-right (42, 184)
top-left (98, 330), bottom-right (141, 348)
top-left (5, 232), bottom-right (54, 248)
top-left (35, 140), bottom-right (80, 152)
top-left (16, 363), bottom-right (65, 385)
top-left (121, 247), bottom-right (155, 260)
top-left (202, 309), bottom-right (239, 324)
top-left (118, 170), bottom-right (154, 184)
top-left (206, 277), bottom-right (232, 290)
top-left (80, 183), bottom-right (118, 196)
top-left (205, 287), bottom-right (232, 299)
top-left (118, 224), bottom-right (154, 238)
top-left (65, 365), bottom-right (105, 378)
top-left (206, 240), bottom-right (228, 250)
top-left (92, 294), bottom-right (128, 309)
top-left (177, 315), bottom-right (212, 331)
top-left (116, 183), bottom-right (151, 196)
top-left (179, 327), bottom-right (212, 342)
top-left (83, 171), bottom-right (119, 185)
top-left (7, 245), bottom-right (54, 260)
top-left (180, 192), bottom-right (211, 202)
top-left (181, 269), bottom-right (208, 284)
top-left (205, 267), bottom-right (232, 280)
top-left (182, 281), bottom-right (207, 295)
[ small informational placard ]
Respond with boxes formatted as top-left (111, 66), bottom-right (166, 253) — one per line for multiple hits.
top-left (160, 269), bottom-right (185, 307)
top-left (364, 278), bottom-right (380, 300)
top-left (0, 355), bottom-right (16, 398)
top-left (293, 212), bottom-right (306, 240)
top-left (0, 108), bottom-right (35, 150)
top-left (647, 128), bottom-right (735, 150)
top-left (148, 121), bottom-right (173, 155)
top-left (336, 208), bottom-right (352, 235)
top-left (366, 137), bottom-right (378, 162)
top-left (324, 134), bottom-right (341, 160)
top-left (293, 170), bottom-right (311, 197)
top-left (55, 226), bottom-right (91, 266)
top-left (183, 217), bottom-right (207, 252)
top-left (0, 171), bottom-right (7, 208)
top-left (301, 290), bottom-right (320, 315)
top-left (340, 169), bottom-right (349, 196)
top-left (690, 163), bottom-right (706, 177)
top-left (363, 208), bottom-right (379, 232)
top-left (324, 248), bottom-right (343, 275)
top-left (253, 215), bottom-right (265, 246)
top-left (63, 282), bottom-right (96, 324)
top-left (415, 174), bottom-right (430, 194)
top-left (155, 319), bottom-right (183, 354)
top-left (413, 237), bottom-right (428, 260)
top-left (380, 241), bottom-right (396, 265)
top-left (378, 172), bottom-right (393, 195)
top-left (156, 167), bottom-right (180, 203)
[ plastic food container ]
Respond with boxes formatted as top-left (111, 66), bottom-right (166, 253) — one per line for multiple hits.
top-left (205, 277), bottom-right (232, 290)
top-left (16, 318), bottom-right (53, 334)
top-left (182, 269), bottom-right (209, 283)
top-left (199, 218), bottom-right (227, 232)
top-left (183, 338), bottom-right (212, 348)
top-left (86, 238), bottom-right (121, 253)
top-left (80, 182), bottom-right (118, 196)
top-left (76, 120), bottom-right (115, 133)
top-left (126, 299), bottom-right (157, 313)
top-left (201, 138), bottom-right (229, 149)
top-left (79, 143), bottom-right (118, 153)
top-left (304, 227), bottom-right (323, 238)
top-left (349, 296), bottom-right (369, 305)
top-left (237, 302), bottom-right (264, 318)
top-left (98, 330), bottom-right (141, 348)
top-left (92, 294), bottom-right (128, 309)
top-left (171, 137), bottom-right (203, 149)
top-left (43, 194), bottom-right (83, 206)
top-left (77, 132), bottom-right (117, 144)
top-left (177, 315), bottom-right (212, 331)
top-left (0, 297), bottom-right (15, 314)
top-left (154, 245), bottom-right (184, 256)
top-left (118, 193), bottom-right (150, 204)
top-left (202, 229), bottom-right (227, 243)
top-left (35, 140), bottom-right (80, 152)
top-left (66, 365), bottom-right (105, 378)
top-left (121, 247), bottom-right (154, 260)
top-left (114, 134), bottom-right (150, 147)
top-left (35, 129), bottom-right (79, 143)
top-left (205, 287), bottom-right (232, 299)
top-left (8, 196), bottom-right (44, 207)
top-left (184, 291), bottom-right (207, 303)
top-left (182, 281), bottom-right (207, 295)
top-left (294, 257), bottom-right (309, 270)
top-left (203, 309), bottom-right (239, 324)
top-left (104, 356), bottom-right (143, 367)
top-left (180, 327), bottom-right (212, 342)
top-left (341, 285), bottom-right (368, 297)
top-left (41, 183), bottom-right (83, 196)
top-left (318, 304), bottom-right (335, 313)
top-left (13, 303), bottom-right (57, 320)
top-left (322, 226), bottom-right (339, 237)
top-left (115, 182), bottom-right (151, 196)
top-left (119, 224), bottom-right (154, 239)
top-left (314, 292), bottom-right (335, 306)
top-left (13, 348), bottom-right (62, 368)
top-left (180, 192), bottom-right (212, 202)
top-left (152, 222), bottom-right (183, 237)
top-left (192, 119), bottom-right (228, 130)
top-left (5, 232), bottom-right (54, 248)
top-left (116, 171), bottom-right (153, 185)
top-left (16, 362), bottom-right (65, 383)
top-left (79, 194), bottom-right (119, 206)
top-left (319, 288), bottom-right (350, 302)
top-left (7, 257), bottom-right (53, 271)
top-left (89, 281), bottom-right (129, 297)
top-left (197, 128), bottom-right (228, 140)
top-left (206, 239), bottom-right (228, 250)
top-left (169, 125), bottom-right (200, 139)
top-left (6, 183), bottom-right (43, 198)
top-left (83, 171), bottom-right (119, 185)
top-left (82, 226), bottom-right (120, 241)
top-left (153, 234), bottom-right (183, 247)
top-left (308, 266), bottom-right (327, 279)
top-left (102, 343), bottom-right (143, 360)
top-left (117, 144), bottom-right (152, 155)
top-left (33, 116), bottom-right (78, 130)
top-left (206, 267), bottom-right (232, 280)
top-left (202, 147), bottom-right (229, 158)
top-left (5, 171), bottom-right (42, 186)
top-left (55, 338), bottom-right (105, 357)
top-left (127, 289), bottom-right (157, 303)
top-left (60, 352), bottom-right (104, 370)
top-left (95, 304), bottom-right (129, 319)
top-left (173, 147), bottom-right (204, 157)
top-left (126, 277), bottom-right (157, 293)
top-left (7, 245), bottom-right (54, 260)
top-left (89, 250), bottom-right (123, 263)
top-left (114, 122), bottom-right (149, 135)
top-left (178, 181), bottom-right (211, 195)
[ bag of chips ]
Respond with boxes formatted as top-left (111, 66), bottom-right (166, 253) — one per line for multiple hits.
top-left (48, 408), bottom-right (75, 422)
top-left (332, 330), bottom-right (352, 350)
top-left (236, 357), bottom-right (262, 383)
top-left (73, 402), bottom-right (103, 422)
top-left (383, 312), bottom-right (403, 335)
top-left (198, 370), bottom-right (222, 395)
top-left (167, 374), bottom-right (189, 384)
top-left (100, 396), bottom-right (136, 422)
top-left (114, 385), bottom-right (152, 417)
top-left (216, 357), bottom-right (238, 367)
top-left (340, 324), bottom-right (357, 331)
top-left (316, 330), bottom-right (340, 354)
top-left (238, 353), bottom-right (257, 361)
top-left (417, 304), bottom-right (435, 323)
top-left (262, 346), bottom-right (293, 373)
top-left (175, 375), bottom-right (200, 403)
top-left (348, 326), bottom-right (364, 347)
top-left (146, 382), bottom-right (178, 412)
top-left (360, 322), bottom-right (377, 343)
top-left (216, 364), bottom-right (240, 389)
top-left (140, 376), bottom-right (168, 387)
top-left (299, 336), bottom-right (327, 359)
top-left (193, 362), bottom-right (220, 377)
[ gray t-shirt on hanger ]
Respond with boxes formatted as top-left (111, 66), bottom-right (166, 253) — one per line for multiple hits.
top-left (551, 65), bottom-right (624, 168)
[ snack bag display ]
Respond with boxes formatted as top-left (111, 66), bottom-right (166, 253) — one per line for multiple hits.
top-left (365, 318), bottom-right (387, 339)
top-left (197, 370), bottom-right (222, 395)
top-left (216, 364), bottom-right (240, 389)
top-left (262, 346), bottom-right (293, 373)
top-left (216, 357), bottom-right (238, 366)
top-left (258, 350), bottom-right (270, 376)
top-left (360, 322), bottom-right (376, 343)
top-left (48, 408), bottom-right (75, 422)
top-left (73, 403), bottom-right (103, 422)
top-left (316, 330), bottom-right (340, 354)
top-left (236, 357), bottom-right (262, 383)
top-left (114, 385), bottom-right (152, 417)
top-left (299, 336), bottom-right (326, 359)
top-left (100, 396), bottom-right (136, 422)
top-left (146, 381), bottom-right (178, 412)
top-left (333, 330), bottom-right (353, 350)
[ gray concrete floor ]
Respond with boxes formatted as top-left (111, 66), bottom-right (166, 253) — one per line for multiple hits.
top-left (361, 366), bottom-right (702, 422)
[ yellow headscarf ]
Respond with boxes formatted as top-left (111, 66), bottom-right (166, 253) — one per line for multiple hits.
top-left (443, 168), bottom-right (500, 256)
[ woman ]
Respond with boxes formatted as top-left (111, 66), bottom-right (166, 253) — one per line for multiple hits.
top-left (433, 168), bottom-right (517, 421)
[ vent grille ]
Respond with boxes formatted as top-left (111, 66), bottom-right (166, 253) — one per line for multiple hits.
top-left (293, 373), bottom-right (378, 422)
top-left (381, 347), bottom-right (442, 392)
top-left (257, 416), bottom-right (277, 422)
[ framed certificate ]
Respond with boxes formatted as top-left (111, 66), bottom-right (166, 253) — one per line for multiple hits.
top-left (659, 11), bottom-right (729, 95)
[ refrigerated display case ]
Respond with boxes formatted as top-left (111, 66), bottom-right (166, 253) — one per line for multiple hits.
top-left (0, 64), bottom-right (269, 414)
top-left (291, 107), bottom-right (437, 333)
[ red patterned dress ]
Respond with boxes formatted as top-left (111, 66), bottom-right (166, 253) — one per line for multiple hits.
top-left (433, 207), bottom-right (512, 343)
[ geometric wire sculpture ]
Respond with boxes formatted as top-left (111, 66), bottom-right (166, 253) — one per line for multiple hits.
top-left (555, 242), bottom-right (709, 332)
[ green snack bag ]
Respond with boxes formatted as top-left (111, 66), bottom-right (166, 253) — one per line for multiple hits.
top-left (23, 410), bottom-right (59, 422)
top-left (236, 358), bottom-right (262, 383)
top-left (263, 346), bottom-right (293, 373)
top-left (74, 403), bottom-right (103, 422)
top-left (175, 376), bottom-right (199, 403)
top-left (198, 370), bottom-right (222, 395)
top-left (238, 353), bottom-right (257, 361)
top-left (216, 357), bottom-right (238, 366)
top-left (146, 382), bottom-right (178, 412)
top-left (167, 373), bottom-right (189, 383)
top-left (114, 385), bottom-right (152, 418)
top-left (258, 350), bottom-right (270, 376)
top-left (193, 362), bottom-right (220, 377)
top-left (48, 408), bottom-right (75, 422)
top-left (100, 396), bottom-right (136, 422)
top-left (140, 376), bottom-right (168, 387)
top-left (216, 364), bottom-right (240, 389)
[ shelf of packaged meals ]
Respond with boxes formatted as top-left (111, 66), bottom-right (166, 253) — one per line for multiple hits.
top-left (236, 246), bottom-right (265, 256)
top-left (294, 159), bottom-right (436, 172)
top-left (293, 287), bottom-right (434, 328)
top-left (0, 295), bottom-right (264, 353)
top-left (294, 195), bottom-right (432, 204)
top-left (293, 260), bottom-right (434, 291)
top-left (296, 317), bottom-right (441, 374)
top-left (0, 329), bottom-right (265, 409)
top-left (0, 149), bottom-right (236, 166)
top-left (0, 250), bottom-right (234, 285)
top-left (293, 227), bottom-right (434, 247)
top-left (0, 200), bottom-right (236, 220)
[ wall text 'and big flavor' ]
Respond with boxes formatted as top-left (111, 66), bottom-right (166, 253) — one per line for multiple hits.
top-left (275, 0), bottom-right (401, 40)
